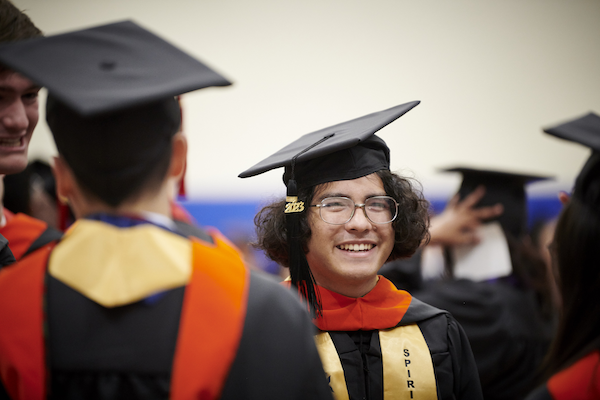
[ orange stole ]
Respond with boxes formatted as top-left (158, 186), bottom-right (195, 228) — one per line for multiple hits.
top-left (281, 277), bottom-right (412, 331)
top-left (170, 233), bottom-right (249, 400)
top-left (547, 350), bottom-right (600, 400)
top-left (0, 244), bottom-right (54, 400)
top-left (314, 277), bottom-right (412, 331)
top-left (0, 213), bottom-right (49, 260)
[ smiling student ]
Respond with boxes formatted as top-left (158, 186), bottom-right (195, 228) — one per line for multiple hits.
top-left (239, 101), bottom-right (483, 400)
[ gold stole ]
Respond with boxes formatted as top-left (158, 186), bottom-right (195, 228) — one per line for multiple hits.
top-left (315, 324), bottom-right (438, 400)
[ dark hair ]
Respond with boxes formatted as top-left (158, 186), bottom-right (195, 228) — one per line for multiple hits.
top-left (0, 0), bottom-right (42, 71)
top-left (47, 97), bottom-right (180, 208)
top-left (254, 169), bottom-right (430, 268)
top-left (505, 233), bottom-right (556, 320)
top-left (540, 197), bottom-right (600, 377)
top-left (74, 143), bottom-right (174, 208)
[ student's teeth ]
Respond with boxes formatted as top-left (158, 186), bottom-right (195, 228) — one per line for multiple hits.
top-left (339, 244), bottom-right (373, 251)
top-left (0, 138), bottom-right (20, 147)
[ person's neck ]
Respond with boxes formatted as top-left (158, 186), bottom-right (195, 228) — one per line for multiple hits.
top-left (84, 201), bottom-right (170, 219)
top-left (73, 187), bottom-right (172, 221)
top-left (317, 276), bottom-right (379, 298)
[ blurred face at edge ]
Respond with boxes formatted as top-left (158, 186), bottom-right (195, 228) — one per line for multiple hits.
top-left (0, 69), bottom-right (40, 175)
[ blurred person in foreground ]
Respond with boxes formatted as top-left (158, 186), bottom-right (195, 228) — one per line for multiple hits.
top-left (0, 21), bottom-right (331, 400)
top-left (0, 0), bottom-right (50, 266)
top-left (526, 112), bottom-right (600, 400)
top-left (240, 101), bottom-right (483, 400)
top-left (415, 167), bottom-right (557, 400)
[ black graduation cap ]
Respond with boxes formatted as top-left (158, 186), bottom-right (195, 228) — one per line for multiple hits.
top-left (239, 101), bottom-right (420, 316)
top-left (239, 101), bottom-right (420, 187)
top-left (0, 20), bottom-right (231, 205)
top-left (442, 167), bottom-right (550, 238)
top-left (543, 112), bottom-right (600, 206)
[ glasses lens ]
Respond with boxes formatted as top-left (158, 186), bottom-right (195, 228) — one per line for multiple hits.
top-left (365, 196), bottom-right (398, 224)
top-left (319, 197), bottom-right (354, 224)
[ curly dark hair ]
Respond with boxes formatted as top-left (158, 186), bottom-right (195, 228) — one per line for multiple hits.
top-left (254, 170), bottom-right (431, 268)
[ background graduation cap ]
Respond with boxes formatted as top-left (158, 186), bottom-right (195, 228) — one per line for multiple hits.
top-left (442, 167), bottom-right (550, 238)
top-left (239, 100), bottom-right (420, 315)
top-left (543, 112), bottom-right (600, 207)
top-left (0, 20), bottom-right (231, 208)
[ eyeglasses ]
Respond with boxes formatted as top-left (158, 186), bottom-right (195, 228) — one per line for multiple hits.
top-left (309, 196), bottom-right (399, 225)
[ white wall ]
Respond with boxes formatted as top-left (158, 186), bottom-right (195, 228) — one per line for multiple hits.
top-left (15, 0), bottom-right (600, 201)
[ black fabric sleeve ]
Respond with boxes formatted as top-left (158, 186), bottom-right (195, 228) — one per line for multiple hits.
top-left (0, 234), bottom-right (15, 269)
top-left (418, 313), bottom-right (483, 400)
top-left (0, 378), bottom-right (10, 400)
top-left (523, 384), bottom-right (552, 400)
top-left (220, 271), bottom-right (333, 400)
top-left (447, 316), bottom-right (483, 400)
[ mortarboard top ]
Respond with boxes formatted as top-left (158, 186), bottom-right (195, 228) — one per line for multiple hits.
top-left (442, 167), bottom-right (550, 238)
top-left (0, 19), bottom-right (231, 116)
top-left (543, 112), bottom-right (600, 205)
top-left (543, 112), bottom-right (600, 152)
top-left (239, 101), bottom-right (420, 189)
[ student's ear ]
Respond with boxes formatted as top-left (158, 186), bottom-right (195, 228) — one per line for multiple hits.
top-left (169, 133), bottom-right (187, 181)
top-left (52, 156), bottom-right (75, 204)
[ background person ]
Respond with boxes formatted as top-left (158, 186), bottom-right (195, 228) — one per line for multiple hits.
top-left (3, 160), bottom-right (58, 229)
top-left (0, 21), bottom-right (331, 400)
top-left (415, 167), bottom-right (557, 400)
top-left (240, 101), bottom-right (483, 400)
top-left (526, 112), bottom-right (600, 400)
top-left (1, 160), bottom-right (63, 261)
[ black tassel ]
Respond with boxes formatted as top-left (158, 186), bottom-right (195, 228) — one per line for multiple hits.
top-left (286, 178), bottom-right (322, 318)
top-left (284, 135), bottom-right (335, 318)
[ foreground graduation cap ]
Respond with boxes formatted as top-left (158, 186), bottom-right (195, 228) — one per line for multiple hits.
top-left (0, 19), bottom-right (231, 116)
top-left (239, 101), bottom-right (420, 315)
top-left (543, 112), bottom-right (600, 206)
top-left (442, 167), bottom-right (550, 238)
top-left (0, 20), bottom-right (231, 205)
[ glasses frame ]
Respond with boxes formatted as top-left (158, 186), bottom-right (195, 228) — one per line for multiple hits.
top-left (309, 196), bottom-right (399, 225)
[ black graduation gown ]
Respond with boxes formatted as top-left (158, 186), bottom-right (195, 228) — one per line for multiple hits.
top-left (416, 279), bottom-right (554, 400)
